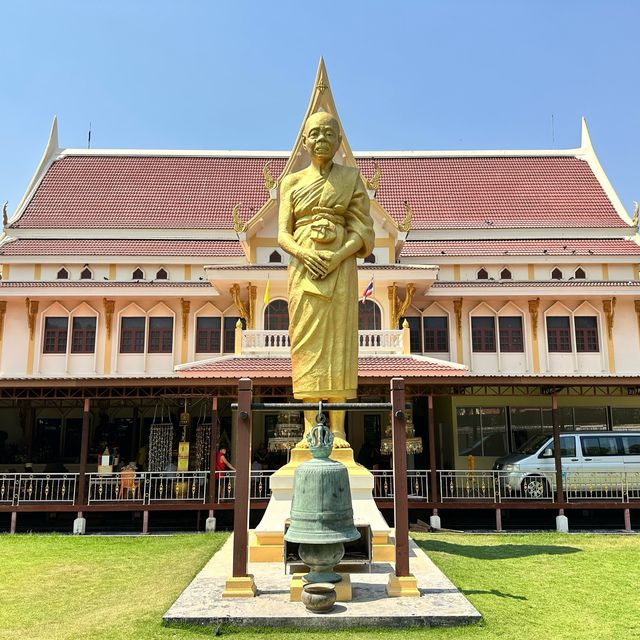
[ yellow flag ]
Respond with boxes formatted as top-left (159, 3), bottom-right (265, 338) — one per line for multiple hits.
top-left (263, 276), bottom-right (270, 305)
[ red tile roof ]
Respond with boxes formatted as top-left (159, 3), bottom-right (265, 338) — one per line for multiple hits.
top-left (361, 156), bottom-right (628, 229)
top-left (15, 156), bottom-right (286, 230)
top-left (177, 355), bottom-right (467, 379)
top-left (401, 238), bottom-right (640, 257)
top-left (13, 153), bottom-right (629, 230)
top-left (0, 239), bottom-right (243, 257)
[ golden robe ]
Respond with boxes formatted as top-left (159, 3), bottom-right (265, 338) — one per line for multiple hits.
top-left (280, 163), bottom-right (374, 399)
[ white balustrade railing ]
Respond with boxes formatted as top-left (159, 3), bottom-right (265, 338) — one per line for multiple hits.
top-left (242, 330), bottom-right (290, 354)
top-left (241, 329), bottom-right (405, 356)
top-left (0, 473), bottom-right (78, 505)
top-left (358, 330), bottom-right (404, 354)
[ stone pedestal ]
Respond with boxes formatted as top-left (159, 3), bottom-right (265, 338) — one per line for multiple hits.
top-left (221, 575), bottom-right (257, 598)
top-left (205, 516), bottom-right (217, 532)
top-left (73, 516), bottom-right (86, 535)
top-left (556, 515), bottom-right (569, 533)
top-left (386, 573), bottom-right (420, 598)
top-left (250, 445), bottom-right (393, 563)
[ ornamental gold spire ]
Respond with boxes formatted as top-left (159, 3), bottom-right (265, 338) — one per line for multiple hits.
top-left (633, 201), bottom-right (639, 227)
top-left (365, 161), bottom-right (381, 192)
top-left (398, 201), bottom-right (413, 232)
top-left (232, 203), bottom-right (247, 233)
top-left (263, 161), bottom-right (276, 191)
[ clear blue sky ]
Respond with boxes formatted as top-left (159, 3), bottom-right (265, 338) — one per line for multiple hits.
top-left (1, 1), bottom-right (639, 219)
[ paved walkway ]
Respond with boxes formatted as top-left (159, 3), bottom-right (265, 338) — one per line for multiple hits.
top-left (164, 534), bottom-right (481, 629)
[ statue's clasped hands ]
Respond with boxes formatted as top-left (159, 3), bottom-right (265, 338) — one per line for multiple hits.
top-left (299, 247), bottom-right (342, 280)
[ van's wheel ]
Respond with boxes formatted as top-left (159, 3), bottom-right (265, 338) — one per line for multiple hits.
top-left (521, 475), bottom-right (549, 499)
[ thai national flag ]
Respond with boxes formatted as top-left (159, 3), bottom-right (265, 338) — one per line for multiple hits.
top-left (361, 277), bottom-right (374, 303)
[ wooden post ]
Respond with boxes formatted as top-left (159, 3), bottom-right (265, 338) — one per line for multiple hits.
top-left (427, 393), bottom-right (438, 503)
top-left (10, 512), bottom-right (17, 534)
top-left (222, 378), bottom-right (256, 597)
top-left (76, 399), bottom-right (91, 507)
top-left (391, 378), bottom-right (409, 576)
top-left (551, 394), bottom-right (565, 504)
top-left (624, 508), bottom-right (631, 532)
top-left (209, 395), bottom-right (219, 504)
top-left (387, 377), bottom-right (419, 597)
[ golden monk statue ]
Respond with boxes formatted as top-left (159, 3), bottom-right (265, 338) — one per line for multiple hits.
top-left (278, 112), bottom-right (374, 444)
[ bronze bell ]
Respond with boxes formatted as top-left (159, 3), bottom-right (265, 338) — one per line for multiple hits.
top-left (285, 414), bottom-right (359, 583)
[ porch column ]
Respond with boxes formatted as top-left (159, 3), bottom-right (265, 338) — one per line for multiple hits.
top-left (206, 395), bottom-right (219, 532)
top-left (427, 393), bottom-right (440, 529)
top-left (387, 377), bottom-right (419, 597)
top-left (551, 393), bottom-right (568, 532)
top-left (74, 398), bottom-right (91, 534)
top-left (222, 378), bottom-right (256, 597)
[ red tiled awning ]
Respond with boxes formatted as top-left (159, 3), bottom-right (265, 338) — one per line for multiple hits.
top-left (176, 355), bottom-right (467, 379)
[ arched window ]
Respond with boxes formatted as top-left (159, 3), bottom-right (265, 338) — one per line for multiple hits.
top-left (358, 300), bottom-right (381, 330)
top-left (574, 267), bottom-right (586, 279)
top-left (156, 268), bottom-right (168, 280)
top-left (269, 251), bottom-right (282, 263)
top-left (551, 268), bottom-right (563, 280)
top-left (264, 300), bottom-right (289, 330)
top-left (500, 268), bottom-right (512, 280)
top-left (57, 267), bottom-right (69, 280)
top-left (364, 253), bottom-right (376, 264)
top-left (132, 268), bottom-right (145, 280)
top-left (477, 268), bottom-right (489, 280)
top-left (80, 267), bottom-right (93, 280)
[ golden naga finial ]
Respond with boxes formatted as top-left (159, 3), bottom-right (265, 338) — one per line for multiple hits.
top-left (365, 161), bottom-right (381, 192)
top-left (263, 161), bottom-right (276, 191)
top-left (232, 203), bottom-right (247, 233)
top-left (398, 201), bottom-right (413, 233)
top-left (2, 202), bottom-right (7, 229)
top-left (633, 201), bottom-right (639, 227)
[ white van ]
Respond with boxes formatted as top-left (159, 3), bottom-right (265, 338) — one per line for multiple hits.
top-left (493, 432), bottom-right (640, 498)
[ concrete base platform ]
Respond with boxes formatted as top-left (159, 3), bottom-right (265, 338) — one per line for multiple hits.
top-left (164, 534), bottom-right (481, 629)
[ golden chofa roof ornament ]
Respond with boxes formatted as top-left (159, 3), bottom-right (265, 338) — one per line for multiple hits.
top-left (399, 201), bottom-right (413, 233)
top-left (232, 203), bottom-right (247, 233)
top-left (262, 161), bottom-right (277, 191)
top-left (633, 201), bottom-right (639, 227)
top-left (365, 161), bottom-right (381, 192)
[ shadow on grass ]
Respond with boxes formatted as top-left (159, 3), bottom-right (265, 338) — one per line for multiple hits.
top-left (462, 588), bottom-right (527, 601)
top-left (416, 539), bottom-right (581, 560)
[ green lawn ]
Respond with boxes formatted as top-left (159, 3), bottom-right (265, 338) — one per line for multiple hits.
top-left (0, 532), bottom-right (638, 640)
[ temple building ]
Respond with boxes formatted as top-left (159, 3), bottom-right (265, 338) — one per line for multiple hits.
top-left (1, 61), bottom-right (639, 530)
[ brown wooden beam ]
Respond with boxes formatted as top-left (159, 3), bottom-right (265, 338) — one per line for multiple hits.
top-left (209, 395), bottom-right (219, 503)
top-left (232, 378), bottom-right (252, 578)
top-left (551, 394), bottom-right (565, 504)
top-left (76, 398), bottom-right (91, 506)
top-left (427, 393), bottom-right (438, 503)
top-left (391, 377), bottom-right (410, 578)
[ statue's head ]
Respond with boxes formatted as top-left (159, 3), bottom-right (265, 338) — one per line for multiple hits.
top-left (302, 112), bottom-right (342, 161)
